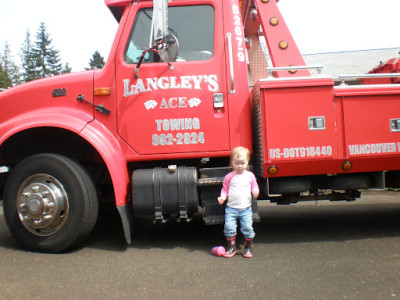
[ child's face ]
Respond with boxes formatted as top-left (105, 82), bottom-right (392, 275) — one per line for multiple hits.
top-left (231, 155), bottom-right (249, 174)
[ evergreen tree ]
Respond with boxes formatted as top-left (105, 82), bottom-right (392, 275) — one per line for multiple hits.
top-left (32, 22), bottom-right (62, 78)
top-left (20, 30), bottom-right (38, 82)
top-left (1, 41), bottom-right (20, 86)
top-left (88, 50), bottom-right (105, 69)
top-left (0, 61), bottom-right (12, 89)
top-left (61, 62), bottom-right (72, 74)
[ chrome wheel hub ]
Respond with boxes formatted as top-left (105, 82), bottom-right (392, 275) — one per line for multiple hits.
top-left (17, 174), bottom-right (69, 236)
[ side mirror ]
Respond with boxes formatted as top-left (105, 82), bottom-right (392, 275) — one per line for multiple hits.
top-left (152, 0), bottom-right (179, 63)
top-left (157, 33), bottom-right (179, 63)
top-left (135, 0), bottom-right (179, 78)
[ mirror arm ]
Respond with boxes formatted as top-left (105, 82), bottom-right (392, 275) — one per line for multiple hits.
top-left (134, 45), bottom-right (160, 79)
top-left (134, 40), bottom-right (175, 78)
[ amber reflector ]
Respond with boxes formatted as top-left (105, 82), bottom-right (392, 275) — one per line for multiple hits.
top-left (279, 40), bottom-right (288, 50)
top-left (270, 17), bottom-right (279, 26)
top-left (267, 166), bottom-right (278, 175)
top-left (288, 65), bottom-right (297, 74)
top-left (342, 161), bottom-right (352, 171)
top-left (94, 87), bottom-right (112, 96)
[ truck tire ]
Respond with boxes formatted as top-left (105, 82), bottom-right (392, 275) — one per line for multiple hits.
top-left (324, 174), bottom-right (371, 190)
top-left (3, 154), bottom-right (98, 253)
top-left (269, 177), bottom-right (311, 194)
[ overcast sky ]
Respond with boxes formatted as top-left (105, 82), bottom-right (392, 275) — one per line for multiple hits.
top-left (1, 0), bottom-right (399, 72)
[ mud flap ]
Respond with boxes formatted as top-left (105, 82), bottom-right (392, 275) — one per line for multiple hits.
top-left (117, 205), bottom-right (132, 244)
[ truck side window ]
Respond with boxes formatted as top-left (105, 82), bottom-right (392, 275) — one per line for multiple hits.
top-left (125, 5), bottom-right (215, 64)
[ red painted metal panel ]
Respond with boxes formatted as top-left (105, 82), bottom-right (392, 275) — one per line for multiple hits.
top-left (222, 0), bottom-right (253, 150)
top-left (340, 93), bottom-right (400, 170)
top-left (115, 0), bottom-right (234, 156)
top-left (333, 84), bottom-right (400, 173)
top-left (258, 77), bottom-right (338, 177)
top-left (0, 71), bottom-right (95, 135)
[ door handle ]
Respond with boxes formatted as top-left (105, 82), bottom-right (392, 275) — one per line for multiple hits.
top-left (227, 33), bottom-right (235, 94)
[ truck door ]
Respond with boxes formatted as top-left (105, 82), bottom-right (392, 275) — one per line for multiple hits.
top-left (116, 1), bottom-right (229, 155)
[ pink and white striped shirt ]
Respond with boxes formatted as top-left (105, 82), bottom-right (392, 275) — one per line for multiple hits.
top-left (220, 170), bottom-right (259, 209)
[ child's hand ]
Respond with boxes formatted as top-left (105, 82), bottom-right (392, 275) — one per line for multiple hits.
top-left (217, 196), bottom-right (226, 205)
top-left (252, 190), bottom-right (260, 199)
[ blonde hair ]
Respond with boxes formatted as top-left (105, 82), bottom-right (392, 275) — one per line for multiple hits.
top-left (230, 146), bottom-right (250, 163)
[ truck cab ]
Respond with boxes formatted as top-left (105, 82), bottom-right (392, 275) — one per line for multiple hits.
top-left (0, 0), bottom-right (399, 252)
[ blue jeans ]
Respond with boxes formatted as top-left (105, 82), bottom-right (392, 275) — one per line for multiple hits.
top-left (224, 206), bottom-right (255, 239)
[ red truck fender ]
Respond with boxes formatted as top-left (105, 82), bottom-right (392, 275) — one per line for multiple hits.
top-left (0, 108), bottom-right (91, 146)
top-left (1, 108), bottom-right (132, 243)
top-left (80, 120), bottom-right (130, 208)
top-left (1, 108), bottom-right (129, 208)
top-left (80, 120), bottom-right (132, 244)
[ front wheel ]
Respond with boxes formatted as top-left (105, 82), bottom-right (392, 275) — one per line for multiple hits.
top-left (3, 154), bottom-right (98, 253)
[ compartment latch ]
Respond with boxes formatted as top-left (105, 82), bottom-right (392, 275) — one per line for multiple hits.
top-left (390, 119), bottom-right (400, 132)
top-left (308, 116), bottom-right (326, 130)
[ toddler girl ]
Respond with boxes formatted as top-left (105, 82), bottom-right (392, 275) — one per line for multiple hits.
top-left (218, 146), bottom-right (259, 258)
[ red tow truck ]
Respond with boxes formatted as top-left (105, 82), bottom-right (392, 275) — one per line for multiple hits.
top-left (1, 0), bottom-right (399, 252)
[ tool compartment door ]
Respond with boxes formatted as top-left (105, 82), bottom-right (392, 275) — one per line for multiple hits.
top-left (258, 77), bottom-right (337, 177)
top-left (336, 85), bottom-right (400, 172)
top-left (115, 0), bottom-right (229, 155)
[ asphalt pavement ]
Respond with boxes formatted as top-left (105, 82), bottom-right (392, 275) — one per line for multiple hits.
top-left (0, 191), bottom-right (400, 299)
